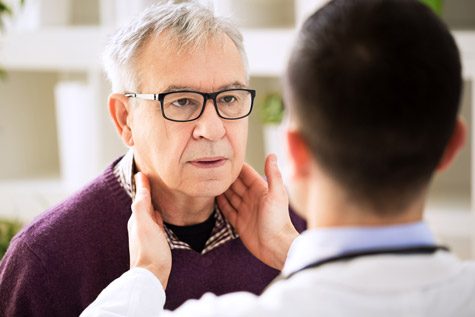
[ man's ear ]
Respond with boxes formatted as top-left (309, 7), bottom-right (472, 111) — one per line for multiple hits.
top-left (109, 93), bottom-right (134, 147)
top-left (286, 129), bottom-right (312, 178)
top-left (437, 117), bottom-right (466, 172)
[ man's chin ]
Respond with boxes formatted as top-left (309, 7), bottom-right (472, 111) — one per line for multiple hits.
top-left (183, 179), bottom-right (231, 198)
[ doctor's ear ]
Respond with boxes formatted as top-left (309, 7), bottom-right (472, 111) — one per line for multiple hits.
top-left (437, 117), bottom-right (466, 172)
top-left (286, 130), bottom-right (312, 178)
top-left (109, 93), bottom-right (134, 147)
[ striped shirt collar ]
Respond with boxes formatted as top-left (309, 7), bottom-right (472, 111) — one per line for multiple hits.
top-left (113, 149), bottom-right (238, 254)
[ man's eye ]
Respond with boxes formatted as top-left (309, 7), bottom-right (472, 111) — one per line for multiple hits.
top-left (220, 95), bottom-right (237, 104)
top-left (172, 98), bottom-right (193, 107)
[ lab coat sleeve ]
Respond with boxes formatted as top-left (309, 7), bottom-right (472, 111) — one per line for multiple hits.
top-left (81, 268), bottom-right (265, 317)
top-left (80, 268), bottom-right (166, 317)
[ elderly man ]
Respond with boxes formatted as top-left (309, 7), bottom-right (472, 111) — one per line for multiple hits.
top-left (82, 0), bottom-right (475, 316)
top-left (0, 3), bottom-right (304, 316)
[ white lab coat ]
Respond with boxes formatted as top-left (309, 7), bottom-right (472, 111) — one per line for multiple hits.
top-left (82, 249), bottom-right (475, 316)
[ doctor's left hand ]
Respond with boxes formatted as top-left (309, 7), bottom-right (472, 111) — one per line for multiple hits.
top-left (128, 172), bottom-right (172, 289)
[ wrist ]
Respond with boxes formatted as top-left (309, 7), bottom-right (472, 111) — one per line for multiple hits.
top-left (139, 264), bottom-right (169, 289)
top-left (271, 228), bottom-right (299, 270)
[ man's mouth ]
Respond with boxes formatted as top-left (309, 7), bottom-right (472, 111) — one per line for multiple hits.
top-left (189, 157), bottom-right (227, 169)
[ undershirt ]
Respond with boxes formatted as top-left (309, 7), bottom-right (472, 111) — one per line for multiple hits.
top-left (165, 213), bottom-right (216, 253)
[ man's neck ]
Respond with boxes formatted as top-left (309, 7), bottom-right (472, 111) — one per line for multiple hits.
top-left (129, 151), bottom-right (215, 226)
top-left (149, 179), bottom-right (215, 226)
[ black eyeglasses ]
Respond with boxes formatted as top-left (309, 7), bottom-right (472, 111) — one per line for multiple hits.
top-left (124, 88), bottom-right (256, 122)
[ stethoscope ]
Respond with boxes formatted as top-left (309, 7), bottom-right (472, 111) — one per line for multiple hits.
top-left (283, 245), bottom-right (450, 280)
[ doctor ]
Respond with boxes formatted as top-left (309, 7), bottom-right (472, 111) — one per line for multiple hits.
top-left (82, 0), bottom-right (475, 316)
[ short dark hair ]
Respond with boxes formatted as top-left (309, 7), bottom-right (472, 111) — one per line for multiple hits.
top-left (286, 0), bottom-right (462, 212)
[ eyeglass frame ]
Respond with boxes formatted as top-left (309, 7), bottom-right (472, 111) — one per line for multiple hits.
top-left (124, 88), bottom-right (256, 122)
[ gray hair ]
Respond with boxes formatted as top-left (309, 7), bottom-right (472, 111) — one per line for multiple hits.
top-left (103, 1), bottom-right (248, 92)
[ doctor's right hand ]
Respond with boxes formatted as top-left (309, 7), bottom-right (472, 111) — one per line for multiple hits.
top-left (218, 154), bottom-right (299, 271)
top-left (128, 172), bottom-right (172, 289)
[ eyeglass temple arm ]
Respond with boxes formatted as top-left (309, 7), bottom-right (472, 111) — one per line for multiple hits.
top-left (124, 93), bottom-right (158, 100)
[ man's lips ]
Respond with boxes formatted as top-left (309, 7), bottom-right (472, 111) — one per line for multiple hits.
top-left (189, 157), bottom-right (228, 168)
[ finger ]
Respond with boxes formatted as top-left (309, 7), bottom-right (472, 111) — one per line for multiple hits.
top-left (217, 194), bottom-right (237, 227)
top-left (127, 213), bottom-right (136, 233)
top-left (134, 173), bottom-right (166, 227)
top-left (152, 208), bottom-right (165, 228)
top-left (229, 177), bottom-right (247, 197)
top-left (135, 172), bottom-right (151, 194)
top-left (134, 172), bottom-right (151, 205)
top-left (224, 189), bottom-right (243, 210)
top-left (132, 172), bottom-right (154, 219)
top-left (264, 154), bottom-right (286, 195)
top-left (238, 163), bottom-right (266, 188)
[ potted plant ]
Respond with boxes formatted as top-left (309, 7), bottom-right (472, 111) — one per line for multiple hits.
top-left (260, 92), bottom-right (284, 125)
top-left (259, 92), bottom-right (290, 176)
top-left (0, 1), bottom-right (23, 25)
top-left (0, 0), bottom-right (25, 29)
top-left (0, 219), bottom-right (22, 259)
top-left (0, 0), bottom-right (24, 78)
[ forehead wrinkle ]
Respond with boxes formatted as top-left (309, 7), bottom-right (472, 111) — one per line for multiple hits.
top-left (137, 30), bottom-right (246, 95)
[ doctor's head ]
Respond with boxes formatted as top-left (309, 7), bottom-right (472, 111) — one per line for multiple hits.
top-left (285, 0), bottom-right (464, 220)
top-left (103, 2), bottom-right (252, 198)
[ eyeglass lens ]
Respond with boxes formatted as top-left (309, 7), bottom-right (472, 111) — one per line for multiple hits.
top-left (162, 90), bottom-right (252, 121)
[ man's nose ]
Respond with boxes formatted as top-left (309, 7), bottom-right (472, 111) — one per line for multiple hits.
top-left (192, 99), bottom-right (226, 140)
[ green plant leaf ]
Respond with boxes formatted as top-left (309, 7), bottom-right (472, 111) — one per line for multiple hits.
top-left (419, 0), bottom-right (443, 16)
top-left (259, 93), bottom-right (284, 125)
top-left (0, 68), bottom-right (7, 80)
top-left (0, 2), bottom-right (13, 15)
top-left (0, 0), bottom-right (25, 77)
top-left (0, 219), bottom-right (22, 259)
top-left (0, 1), bottom-right (13, 33)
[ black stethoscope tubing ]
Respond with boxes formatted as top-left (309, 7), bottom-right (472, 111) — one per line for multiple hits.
top-left (284, 245), bottom-right (450, 280)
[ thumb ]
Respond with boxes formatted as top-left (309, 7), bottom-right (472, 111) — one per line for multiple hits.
top-left (133, 172), bottom-right (155, 219)
top-left (264, 154), bottom-right (285, 195)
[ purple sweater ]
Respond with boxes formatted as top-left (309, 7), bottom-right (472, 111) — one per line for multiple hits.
top-left (0, 161), bottom-right (306, 316)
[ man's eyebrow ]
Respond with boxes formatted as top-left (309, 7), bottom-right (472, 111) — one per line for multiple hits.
top-left (216, 82), bottom-right (247, 90)
top-left (162, 85), bottom-right (195, 93)
top-left (162, 82), bottom-right (247, 93)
